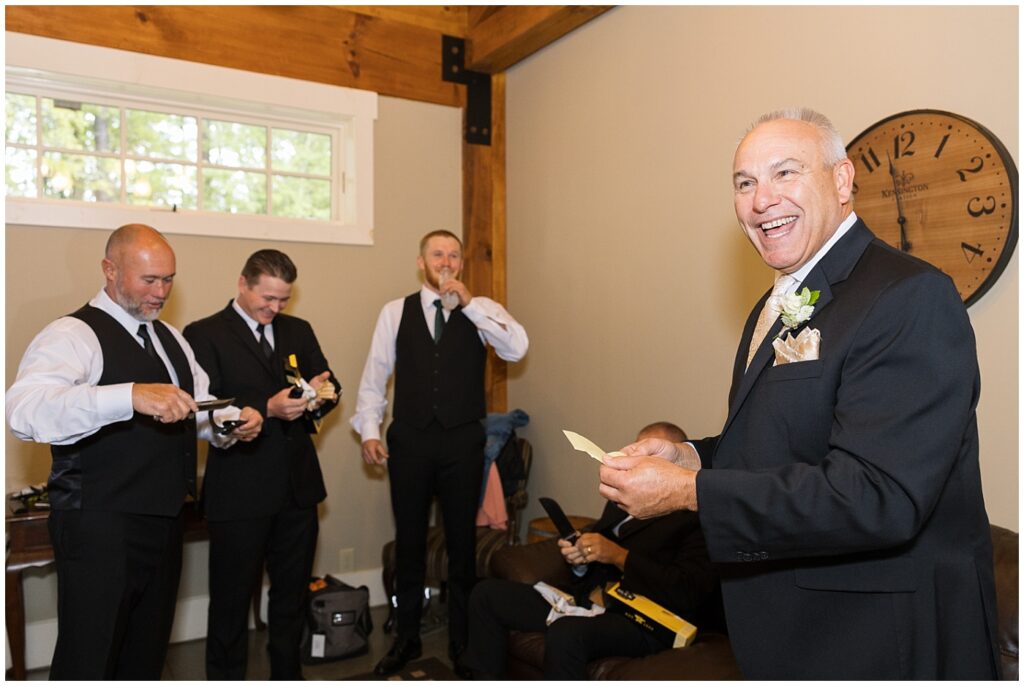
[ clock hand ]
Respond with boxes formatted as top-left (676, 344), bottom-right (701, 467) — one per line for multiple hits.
top-left (887, 152), bottom-right (912, 252)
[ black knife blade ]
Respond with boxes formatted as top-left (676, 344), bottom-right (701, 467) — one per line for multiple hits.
top-left (539, 497), bottom-right (580, 543)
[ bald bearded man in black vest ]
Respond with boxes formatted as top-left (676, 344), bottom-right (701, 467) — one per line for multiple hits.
top-left (6, 224), bottom-right (262, 679)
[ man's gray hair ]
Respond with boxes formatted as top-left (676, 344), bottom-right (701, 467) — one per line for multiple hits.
top-left (747, 108), bottom-right (848, 168)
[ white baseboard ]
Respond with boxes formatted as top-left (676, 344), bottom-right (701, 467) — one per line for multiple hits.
top-left (17, 566), bottom-right (386, 672)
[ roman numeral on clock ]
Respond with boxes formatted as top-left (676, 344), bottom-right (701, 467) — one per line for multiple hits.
top-left (860, 147), bottom-right (881, 173)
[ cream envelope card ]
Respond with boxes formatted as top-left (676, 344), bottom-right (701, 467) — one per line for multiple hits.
top-left (562, 430), bottom-right (625, 464)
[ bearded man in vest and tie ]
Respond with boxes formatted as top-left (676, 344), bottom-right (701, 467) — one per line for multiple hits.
top-left (598, 109), bottom-right (1000, 679)
top-left (351, 230), bottom-right (529, 676)
top-left (6, 224), bottom-right (263, 679)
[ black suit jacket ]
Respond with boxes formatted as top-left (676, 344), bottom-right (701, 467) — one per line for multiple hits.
top-left (571, 502), bottom-right (721, 629)
top-left (693, 220), bottom-right (999, 679)
top-left (184, 303), bottom-right (339, 521)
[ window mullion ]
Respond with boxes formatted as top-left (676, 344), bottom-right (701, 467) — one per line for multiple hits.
top-left (35, 94), bottom-right (42, 198)
top-left (119, 106), bottom-right (127, 205)
top-left (266, 127), bottom-right (273, 216)
top-left (197, 115), bottom-right (205, 213)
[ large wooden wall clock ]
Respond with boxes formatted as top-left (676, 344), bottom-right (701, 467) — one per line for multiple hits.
top-left (846, 109), bottom-right (1018, 307)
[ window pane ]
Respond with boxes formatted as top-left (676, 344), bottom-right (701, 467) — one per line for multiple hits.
top-left (6, 93), bottom-right (37, 145)
top-left (6, 147), bottom-right (37, 197)
top-left (41, 152), bottom-right (120, 201)
top-left (272, 128), bottom-right (331, 175)
top-left (203, 119), bottom-right (266, 168)
top-left (126, 109), bottom-right (198, 162)
top-left (41, 98), bottom-right (120, 153)
top-left (203, 169), bottom-right (266, 214)
top-left (272, 175), bottom-right (331, 220)
top-left (126, 160), bottom-right (197, 209)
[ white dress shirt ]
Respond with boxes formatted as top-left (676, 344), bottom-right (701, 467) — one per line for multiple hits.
top-left (6, 288), bottom-right (233, 446)
top-left (779, 211), bottom-right (859, 293)
top-left (349, 286), bottom-right (529, 442)
top-left (231, 299), bottom-right (275, 348)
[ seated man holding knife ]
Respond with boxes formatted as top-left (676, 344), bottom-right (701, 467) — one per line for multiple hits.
top-left (459, 422), bottom-right (722, 680)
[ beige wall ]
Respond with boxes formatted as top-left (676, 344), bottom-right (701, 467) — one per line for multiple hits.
top-left (6, 95), bottom-right (462, 620)
top-left (506, 6), bottom-right (1018, 530)
top-left (6, 3), bottom-right (1019, 629)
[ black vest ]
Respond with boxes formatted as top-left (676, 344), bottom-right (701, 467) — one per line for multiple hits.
top-left (393, 293), bottom-right (486, 429)
top-left (49, 305), bottom-right (197, 516)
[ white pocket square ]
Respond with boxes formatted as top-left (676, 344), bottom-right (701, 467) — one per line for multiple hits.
top-left (773, 327), bottom-right (820, 366)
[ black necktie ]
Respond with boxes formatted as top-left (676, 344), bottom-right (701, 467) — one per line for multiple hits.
top-left (137, 324), bottom-right (160, 362)
top-left (433, 299), bottom-right (445, 344)
top-left (138, 324), bottom-right (171, 382)
top-left (256, 323), bottom-right (274, 359)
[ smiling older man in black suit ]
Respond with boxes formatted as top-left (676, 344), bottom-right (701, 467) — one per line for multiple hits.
top-left (184, 249), bottom-right (340, 680)
top-left (599, 108), bottom-right (1000, 679)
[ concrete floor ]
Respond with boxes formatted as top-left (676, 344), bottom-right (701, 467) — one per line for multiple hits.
top-left (26, 603), bottom-right (455, 680)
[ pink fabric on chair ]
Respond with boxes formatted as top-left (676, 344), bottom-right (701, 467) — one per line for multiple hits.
top-left (476, 462), bottom-right (508, 530)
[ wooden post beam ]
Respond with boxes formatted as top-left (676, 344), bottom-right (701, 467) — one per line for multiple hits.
top-left (462, 73), bottom-right (509, 412)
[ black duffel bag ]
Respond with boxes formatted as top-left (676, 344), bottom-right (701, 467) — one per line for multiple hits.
top-left (299, 575), bottom-right (372, 664)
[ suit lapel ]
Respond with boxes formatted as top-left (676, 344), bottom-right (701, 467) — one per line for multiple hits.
top-left (719, 220), bottom-right (874, 440)
top-left (591, 502), bottom-right (629, 533)
top-left (614, 514), bottom-right (660, 540)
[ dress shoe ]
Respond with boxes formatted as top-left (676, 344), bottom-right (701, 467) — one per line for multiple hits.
top-left (453, 661), bottom-right (476, 680)
top-left (448, 640), bottom-right (466, 663)
top-left (373, 637), bottom-right (422, 676)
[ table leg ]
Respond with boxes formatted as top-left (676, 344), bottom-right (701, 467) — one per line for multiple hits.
top-left (6, 568), bottom-right (27, 680)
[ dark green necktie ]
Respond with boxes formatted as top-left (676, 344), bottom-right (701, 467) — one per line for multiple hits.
top-left (433, 299), bottom-right (444, 344)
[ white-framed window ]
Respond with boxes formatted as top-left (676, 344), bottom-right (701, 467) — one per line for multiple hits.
top-left (5, 33), bottom-right (378, 245)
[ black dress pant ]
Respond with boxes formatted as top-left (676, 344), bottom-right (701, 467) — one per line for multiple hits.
top-left (386, 418), bottom-right (485, 646)
top-left (461, 578), bottom-right (667, 679)
top-left (47, 508), bottom-right (184, 680)
top-left (205, 500), bottom-right (319, 680)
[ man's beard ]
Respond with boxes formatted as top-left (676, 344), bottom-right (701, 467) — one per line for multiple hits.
top-left (114, 280), bottom-right (163, 322)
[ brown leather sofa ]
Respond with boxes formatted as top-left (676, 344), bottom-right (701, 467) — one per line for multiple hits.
top-left (490, 524), bottom-right (1018, 680)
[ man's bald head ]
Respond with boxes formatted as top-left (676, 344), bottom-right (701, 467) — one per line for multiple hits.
top-left (102, 224), bottom-right (177, 322)
top-left (105, 224), bottom-right (171, 262)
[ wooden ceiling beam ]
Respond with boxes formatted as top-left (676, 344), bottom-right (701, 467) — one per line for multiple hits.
top-left (5, 5), bottom-right (464, 107)
top-left (342, 5), bottom-right (469, 37)
top-left (5, 6), bottom-right (611, 105)
top-left (465, 5), bottom-right (612, 74)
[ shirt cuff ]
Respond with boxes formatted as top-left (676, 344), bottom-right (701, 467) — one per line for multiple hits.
top-left (101, 383), bottom-right (137, 422)
top-left (351, 416), bottom-right (382, 443)
top-left (460, 297), bottom-right (484, 319)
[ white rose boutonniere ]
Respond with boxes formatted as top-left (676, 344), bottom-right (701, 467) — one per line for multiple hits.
top-left (775, 287), bottom-right (820, 335)
top-left (770, 287), bottom-right (822, 366)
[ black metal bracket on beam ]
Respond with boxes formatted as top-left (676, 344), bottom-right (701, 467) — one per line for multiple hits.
top-left (442, 35), bottom-right (491, 146)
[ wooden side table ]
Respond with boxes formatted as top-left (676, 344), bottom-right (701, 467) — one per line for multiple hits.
top-left (527, 515), bottom-right (597, 543)
top-left (6, 504), bottom-right (53, 680)
top-left (4, 500), bottom-right (234, 680)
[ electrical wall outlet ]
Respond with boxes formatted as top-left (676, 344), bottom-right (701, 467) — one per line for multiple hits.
top-left (338, 547), bottom-right (355, 573)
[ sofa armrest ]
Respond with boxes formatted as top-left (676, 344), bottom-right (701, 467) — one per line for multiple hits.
top-left (991, 524), bottom-right (1018, 681)
top-left (489, 538), bottom-right (574, 588)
